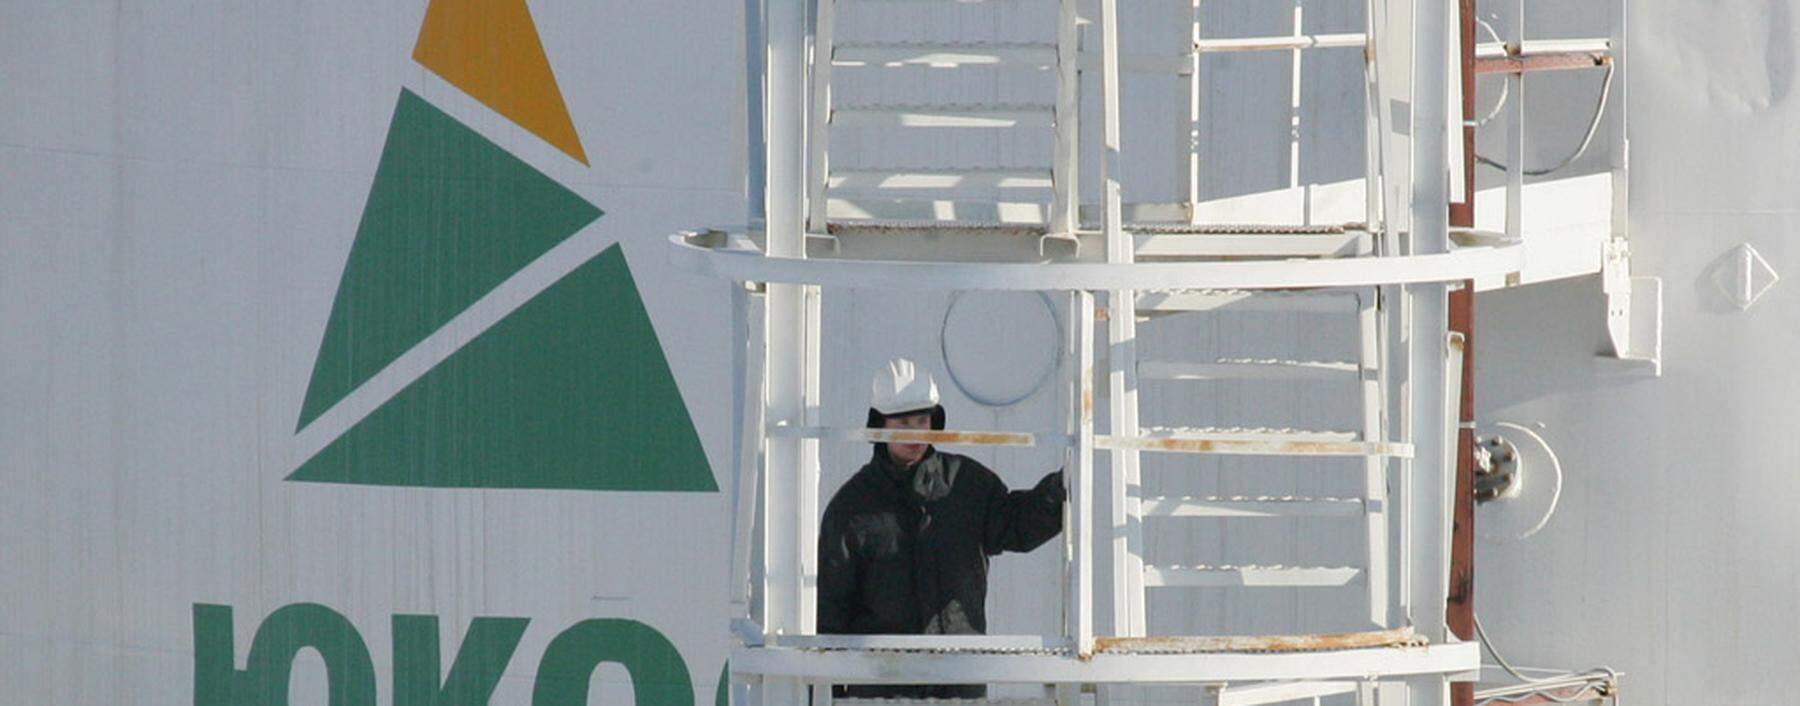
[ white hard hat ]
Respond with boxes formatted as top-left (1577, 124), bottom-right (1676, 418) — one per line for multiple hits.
top-left (870, 358), bottom-right (940, 415)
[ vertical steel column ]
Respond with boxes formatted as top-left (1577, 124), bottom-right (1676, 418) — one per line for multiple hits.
top-left (805, 0), bottom-right (836, 232)
top-left (1449, 0), bottom-right (1476, 228)
top-left (1374, 0), bottom-right (1414, 253)
top-left (761, 1), bottom-right (817, 704)
top-left (746, 0), bottom-right (767, 230)
top-left (1503, 0), bottom-right (1524, 242)
top-left (1288, 0), bottom-right (1304, 191)
top-left (732, 290), bottom-right (768, 619)
top-left (1182, 0), bottom-right (1202, 223)
top-left (1405, 2), bottom-right (1455, 706)
top-left (1097, 0), bottom-right (1144, 642)
top-left (1362, 0), bottom-right (1383, 235)
top-left (1057, 290), bottom-right (1096, 704)
top-left (1071, 291), bottom-right (1096, 658)
top-left (1358, 284), bottom-right (1390, 629)
top-left (1051, 0), bottom-right (1081, 237)
top-left (1608, 0), bottom-right (1628, 240)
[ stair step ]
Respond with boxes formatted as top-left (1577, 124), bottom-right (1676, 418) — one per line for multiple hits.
top-left (1136, 288), bottom-right (1361, 314)
top-left (1138, 357), bottom-right (1360, 381)
top-left (1208, 681), bottom-right (1360, 706)
top-left (1133, 232), bottom-right (1363, 258)
top-left (829, 168), bottom-right (1053, 192)
top-left (824, 218), bottom-right (1047, 237)
top-left (833, 104), bottom-right (1055, 129)
top-left (1143, 565), bottom-right (1364, 588)
top-left (1111, 427), bottom-right (1410, 458)
top-left (835, 41), bottom-right (1057, 68)
top-left (826, 197), bottom-right (1050, 224)
top-left (1129, 223), bottom-right (1352, 235)
top-left (1140, 495), bottom-right (1367, 518)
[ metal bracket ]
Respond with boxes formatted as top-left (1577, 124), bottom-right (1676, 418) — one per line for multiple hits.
top-left (1473, 435), bottom-right (1520, 503)
top-left (1600, 238), bottom-right (1661, 376)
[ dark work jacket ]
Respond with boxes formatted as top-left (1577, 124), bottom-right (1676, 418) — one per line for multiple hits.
top-left (817, 446), bottom-right (1064, 699)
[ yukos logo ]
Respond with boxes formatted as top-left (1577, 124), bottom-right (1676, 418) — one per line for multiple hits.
top-left (289, 0), bottom-right (714, 491)
top-left (196, 2), bottom-right (721, 703)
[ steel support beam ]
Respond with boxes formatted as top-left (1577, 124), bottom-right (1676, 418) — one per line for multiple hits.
top-left (758, 1), bottom-right (816, 704)
top-left (1405, 1), bottom-right (1456, 705)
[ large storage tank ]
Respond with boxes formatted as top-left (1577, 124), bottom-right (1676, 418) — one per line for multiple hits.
top-left (0, 1), bottom-right (1792, 704)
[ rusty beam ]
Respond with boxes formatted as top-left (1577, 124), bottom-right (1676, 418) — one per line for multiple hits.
top-left (1449, 281), bottom-right (1478, 706)
top-left (1475, 52), bottom-right (1610, 75)
top-left (770, 426), bottom-right (1041, 447)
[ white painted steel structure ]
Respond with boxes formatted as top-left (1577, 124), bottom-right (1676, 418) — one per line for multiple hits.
top-left (9, 0), bottom-right (1743, 703)
top-left (682, 0), bottom-right (1626, 702)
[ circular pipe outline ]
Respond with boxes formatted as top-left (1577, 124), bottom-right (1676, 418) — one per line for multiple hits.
top-left (939, 290), bottom-right (1064, 407)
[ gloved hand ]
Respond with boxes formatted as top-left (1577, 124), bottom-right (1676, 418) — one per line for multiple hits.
top-left (1035, 468), bottom-right (1068, 505)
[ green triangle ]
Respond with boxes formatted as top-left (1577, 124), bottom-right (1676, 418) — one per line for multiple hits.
top-left (296, 89), bottom-right (602, 430)
top-left (289, 245), bottom-right (717, 492)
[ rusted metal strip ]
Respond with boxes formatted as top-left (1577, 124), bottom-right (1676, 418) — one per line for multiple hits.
top-left (1449, 281), bottom-right (1478, 706)
top-left (1099, 434), bottom-right (1413, 458)
top-left (1474, 52), bottom-right (1609, 75)
top-left (1095, 626), bottom-right (1422, 655)
top-left (769, 425), bottom-right (1041, 447)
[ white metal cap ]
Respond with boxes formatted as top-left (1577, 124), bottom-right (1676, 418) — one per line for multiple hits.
top-left (870, 358), bottom-right (940, 415)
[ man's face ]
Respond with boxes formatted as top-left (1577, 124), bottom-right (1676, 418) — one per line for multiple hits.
top-left (883, 411), bottom-right (932, 466)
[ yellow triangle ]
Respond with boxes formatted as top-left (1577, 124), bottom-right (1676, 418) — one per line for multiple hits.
top-left (413, 0), bottom-right (589, 165)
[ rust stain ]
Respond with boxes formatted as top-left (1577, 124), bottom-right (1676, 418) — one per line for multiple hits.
top-left (1095, 627), bottom-right (1423, 654)
top-left (873, 430), bottom-right (1033, 446)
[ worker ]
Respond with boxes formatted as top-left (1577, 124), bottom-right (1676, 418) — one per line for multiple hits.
top-left (817, 358), bottom-right (1066, 699)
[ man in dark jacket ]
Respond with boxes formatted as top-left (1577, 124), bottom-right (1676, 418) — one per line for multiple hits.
top-left (818, 358), bottom-right (1065, 699)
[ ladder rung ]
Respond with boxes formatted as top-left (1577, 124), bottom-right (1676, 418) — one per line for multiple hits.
top-left (1140, 495), bottom-right (1366, 518)
top-left (1143, 565), bottom-right (1364, 588)
top-left (1133, 233), bottom-right (1363, 258)
top-left (835, 42), bottom-right (1057, 68)
top-left (833, 104), bottom-right (1055, 129)
top-left (1194, 33), bottom-right (1367, 54)
top-left (1137, 289), bottom-right (1360, 314)
top-left (829, 169), bottom-right (1053, 192)
top-left (1138, 358), bottom-right (1360, 381)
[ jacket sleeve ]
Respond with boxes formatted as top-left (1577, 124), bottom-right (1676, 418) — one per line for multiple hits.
top-left (980, 466), bottom-right (1067, 555)
top-left (817, 500), bottom-right (858, 634)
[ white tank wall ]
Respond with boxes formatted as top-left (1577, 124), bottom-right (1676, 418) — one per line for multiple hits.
top-left (1, 1), bottom-right (1793, 704)
top-left (1, 2), bottom-right (746, 704)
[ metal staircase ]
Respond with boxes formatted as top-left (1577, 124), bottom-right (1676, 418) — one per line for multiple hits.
top-left (808, 0), bottom-right (1081, 244)
top-left (668, 0), bottom-right (1622, 702)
